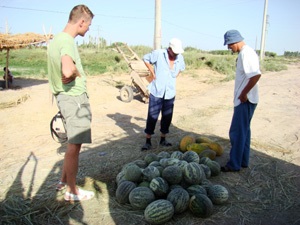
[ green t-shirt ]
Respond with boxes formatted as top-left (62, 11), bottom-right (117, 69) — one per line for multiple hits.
top-left (47, 32), bottom-right (87, 96)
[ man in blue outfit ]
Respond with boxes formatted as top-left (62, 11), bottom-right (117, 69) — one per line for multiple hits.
top-left (141, 38), bottom-right (185, 150)
top-left (222, 30), bottom-right (261, 172)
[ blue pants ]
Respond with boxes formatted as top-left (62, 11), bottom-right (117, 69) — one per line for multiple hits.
top-left (227, 101), bottom-right (257, 170)
top-left (144, 94), bottom-right (175, 135)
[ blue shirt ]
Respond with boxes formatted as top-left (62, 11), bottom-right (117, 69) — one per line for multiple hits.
top-left (143, 49), bottom-right (185, 99)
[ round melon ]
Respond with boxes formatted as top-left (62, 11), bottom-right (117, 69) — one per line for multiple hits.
top-left (115, 180), bottom-right (136, 204)
top-left (206, 160), bottom-right (221, 176)
top-left (124, 163), bottom-right (142, 182)
top-left (142, 166), bottom-right (160, 182)
top-left (116, 170), bottom-right (126, 185)
top-left (149, 177), bottom-right (169, 197)
top-left (129, 187), bottom-right (155, 209)
top-left (159, 158), bottom-right (179, 168)
top-left (186, 184), bottom-right (207, 197)
top-left (149, 160), bottom-right (160, 167)
top-left (138, 181), bottom-right (150, 187)
top-left (208, 142), bottom-right (224, 156)
top-left (208, 184), bottom-right (229, 205)
top-left (199, 156), bottom-right (212, 165)
top-left (157, 151), bottom-right (171, 159)
top-left (199, 164), bottom-right (211, 179)
top-left (177, 160), bottom-right (188, 172)
top-left (162, 165), bottom-right (183, 184)
top-left (144, 199), bottom-right (174, 225)
top-left (170, 151), bottom-right (183, 160)
top-left (179, 135), bottom-right (195, 152)
top-left (189, 194), bottom-right (214, 218)
top-left (167, 187), bottom-right (190, 214)
top-left (182, 150), bottom-right (200, 163)
top-left (133, 159), bottom-right (148, 168)
top-left (183, 162), bottom-right (205, 185)
top-left (144, 153), bottom-right (159, 165)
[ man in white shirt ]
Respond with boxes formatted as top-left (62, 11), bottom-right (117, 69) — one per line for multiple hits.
top-left (221, 30), bottom-right (261, 172)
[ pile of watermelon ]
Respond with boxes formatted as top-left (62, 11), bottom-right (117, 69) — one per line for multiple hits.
top-left (115, 137), bottom-right (229, 224)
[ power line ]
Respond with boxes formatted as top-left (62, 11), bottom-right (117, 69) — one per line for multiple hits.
top-left (0, 5), bottom-right (153, 20)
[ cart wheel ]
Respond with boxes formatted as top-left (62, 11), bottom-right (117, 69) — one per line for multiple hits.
top-left (120, 85), bottom-right (133, 102)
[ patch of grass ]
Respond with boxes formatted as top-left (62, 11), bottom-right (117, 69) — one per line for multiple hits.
top-left (0, 46), bottom-right (296, 80)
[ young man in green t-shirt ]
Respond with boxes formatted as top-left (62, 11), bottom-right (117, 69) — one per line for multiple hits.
top-left (47, 5), bottom-right (94, 201)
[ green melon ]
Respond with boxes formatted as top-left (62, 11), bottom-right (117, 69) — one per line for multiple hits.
top-left (199, 156), bottom-right (212, 165)
top-left (148, 160), bottom-right (160, 167)
top-left (133, 159), bottom-right (148, 168)
top-left (189, 194), bottom-right (214, 218)
top-left (177, 160), bottom-right (188, 172)
top-left (129, 187), bottom-right (155, 209)
top-left (199, 164), bottom-right (211, 179)
top-left (144, 199), bottom-right (174, 225)
top-left (138, 181), bottom-right (150, 187)
top-left (206, 160), bottom-right (221, 176)
top-left (183, 162), bottom-right (205, 185)
top-left (115, 180), bottom-right (136, 204)
top-left (167, 187), bottom-right (190, 214)
top-left (182, 150), bottom-right (200, 163)
top-left (208, 184), bottom-right (229, 205)
top-left (170, 151), bottom-right (183, 160)
top-left (157, 151), bottom-right (171, 159)
top-left (142, 165), bottom-right (160, 182)
top-left (144, 153), bottom-right (159, 165)
top-left (149, 177), bottom-right (169, 197)
top-left (116, 170), bottom-right (126, 185)
top-left (162, 165), bottom-right (183, 184)
top-left (159, 158), bottom-right (180, 168)
top-left (124, 163), bottom-right (142, 182)
top-left (186, 184), bottom-right (207, 197)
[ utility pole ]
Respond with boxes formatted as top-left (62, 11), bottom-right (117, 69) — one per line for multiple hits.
top-left (260, 0), bottom-right (268, 60)
top-left (154, 0), bottom-right (161, 50)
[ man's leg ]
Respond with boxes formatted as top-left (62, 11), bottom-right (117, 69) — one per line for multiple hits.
top-left (160, 97), bottom-right (175, 145)
top-left (64, 143), bottom-right (81, 194)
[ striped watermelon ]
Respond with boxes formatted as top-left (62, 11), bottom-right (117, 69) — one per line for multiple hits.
top-left (144, 199), bottom-right (174, 224)
top-left (129, 187), bottom-right (155, 209)
top-left (149, 177), bottom-right (169, 197)
top-left (182, 150), bottom-right (200, 163)
top-left (183, 162), bottom-right (205, 185)
top-left (162, 165), bottom-right (183, 184)
top-left (189, 194), bottom-right (214, 218)
top-left (170, 151), bottom-right (183, 160)
top-left (115, 180), bottom-right (136, 204)
top-left (142, 165), bottom-right (160, 182)
top-left (186, 184), bottom-right (207, 197)
top-left (208, 184), bottom-right (229, 205)
top-left (167, 187), bottom-right (190, 214)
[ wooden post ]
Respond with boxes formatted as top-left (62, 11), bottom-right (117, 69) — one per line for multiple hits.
top-left (5, 49), bottom-right (10, 89)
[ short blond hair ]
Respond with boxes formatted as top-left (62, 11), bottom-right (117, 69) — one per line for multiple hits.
top-left (68, 5), bottom-right (94, 23)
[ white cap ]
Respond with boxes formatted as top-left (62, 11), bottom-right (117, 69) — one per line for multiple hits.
top-left (169, 38), bottom-right (184, 54)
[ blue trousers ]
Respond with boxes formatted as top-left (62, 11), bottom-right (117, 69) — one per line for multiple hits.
top-left (144, 94), bottom-right (175, 135)
top-left (227, 101), bottom-right (257, 170)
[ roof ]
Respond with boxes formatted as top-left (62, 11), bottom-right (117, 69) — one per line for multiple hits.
top-left (0, 32), bottom-right (53, 51)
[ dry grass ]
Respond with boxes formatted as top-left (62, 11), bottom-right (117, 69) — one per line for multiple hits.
top-left (1, 136), bottom-right (299, 225)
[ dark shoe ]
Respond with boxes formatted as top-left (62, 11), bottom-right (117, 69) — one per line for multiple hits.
top-left (241, 165), bottom-right (248, 168)
top-left (221, 166), bottom-right (240, 172)
top-left (160, 140), bottom-right (172, 147)
top-left (141, 143), bottom-right (152, 151)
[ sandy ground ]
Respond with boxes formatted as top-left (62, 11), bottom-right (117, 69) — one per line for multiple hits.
top-left (0, 63), bottom-right (299, 224)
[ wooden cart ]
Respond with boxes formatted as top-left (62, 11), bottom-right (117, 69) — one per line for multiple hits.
top-left (115, 43), bottom-right (152, 103)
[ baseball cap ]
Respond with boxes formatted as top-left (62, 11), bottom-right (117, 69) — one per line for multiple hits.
top-left (223, 30), bottom-right (244, 45)
top-left (169, 38), bottom-right (184, 54)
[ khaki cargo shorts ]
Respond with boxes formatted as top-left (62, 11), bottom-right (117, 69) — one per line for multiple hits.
top-left (56, 93), bottom-right (92, 144)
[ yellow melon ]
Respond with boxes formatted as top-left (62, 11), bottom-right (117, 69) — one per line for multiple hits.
top-left (208, 142), bottom-right (224, 156)
top-left (195, 136), bottom-right (213, 144)
top-left (179, 135), bottom-right (195, 152)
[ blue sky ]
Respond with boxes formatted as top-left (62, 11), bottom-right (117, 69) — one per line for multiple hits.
top-left (1, 0), bottom-right (299, 55)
